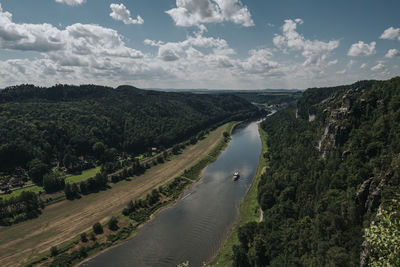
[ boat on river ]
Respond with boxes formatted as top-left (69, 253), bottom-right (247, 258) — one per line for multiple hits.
top-left (233, 171), bottom-right (240, 180)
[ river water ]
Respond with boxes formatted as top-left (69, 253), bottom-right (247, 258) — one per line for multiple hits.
top-left (83, 120), bottom-right (262, 267)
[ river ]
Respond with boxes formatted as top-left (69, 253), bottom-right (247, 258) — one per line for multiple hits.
top-left (82, 120), bottom-right (262, 267)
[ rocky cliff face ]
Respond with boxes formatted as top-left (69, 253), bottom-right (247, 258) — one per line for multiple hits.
top-left (316, 89), bottom-right (361, 158)
top-left (297, 78), bottom-right (400, 266)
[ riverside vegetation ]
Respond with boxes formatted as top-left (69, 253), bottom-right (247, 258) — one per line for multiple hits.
top-left (24, 122), bottom-right (237, 266)
top-left (230, 77), bottom-right (400, 266)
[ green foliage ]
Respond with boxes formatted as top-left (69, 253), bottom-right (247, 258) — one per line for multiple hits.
top-left (234, 77), bottom-right (400, 266)
top-left (0, 191), bottom-right (42, 225)
top-left (108, 216), bottom-right (119, 231)
top-left (28, 158), bottom-right (49, 185)
top-left (43, 171), bottom-right (65, 193)
top-left (234, 91), bottom-right (301, 106)
top-left (0, 84), bottom-right (259, 176)
top-left (50, 246), bottom-right (58, 257)
top-left (93, 222), bottom-right (103, 235)
top-left (80, 232), bottom-right (88, 243)
top-left (365, 199), bottom-right (400, 266)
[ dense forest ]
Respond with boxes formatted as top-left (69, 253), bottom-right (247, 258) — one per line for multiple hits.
top-left (0, 84), bottom-right (260, 178)
top-left (233, 91), bottom-right (301, 106)
top-left (233, 77), bottom-right (400, 266)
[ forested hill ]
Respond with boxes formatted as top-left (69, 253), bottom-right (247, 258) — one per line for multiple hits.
top-left (0, 84), bottom-right (259, 173)
top-left (233, 76), bottom-right (400, 266)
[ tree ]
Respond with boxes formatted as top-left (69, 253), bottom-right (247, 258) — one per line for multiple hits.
top-left (93, 222), bottom-right (103, 234)
top-left (108, 216), bottom-right (119, 231)
top-left (233, 245), bottom-right (250, 267)
top-left (63, 153), bottom-right (75, 169)
top-left (28, 158), bottom-right (49, 185)
top-left (50, 246), bottom-right (58, 257)
top-left (64, 183), bottom-right (72, 199)
top-left (172, 145), bottom-right (180, 155)
top-left (190, 137), bottom-right (197, 145)
top-left (43, 171), bottom-right (65, 193)
top-left (365, 201), bottom-right (400, 266)
top-left (80, 232), bottom-right (88, 242)
top-left (92, 142), bottom-right (105, 159)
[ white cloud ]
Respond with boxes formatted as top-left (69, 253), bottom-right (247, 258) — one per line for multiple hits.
top-left (110, 3), bottom-right (144, 25)
top-left (347, 41), bottom-right (376, 57)
top-left (55, 0), bottom-right (85, 6)
top-left (0, 5), bottom-right (142, 58)
top-left (0, 4), bottom-right (395, 91)
top-left (380, 27), bottom-right (400, 41)
top-left (165, 0), bottom-right (254, 28)
top-left (0, 4), bottom-right (64, 52)
top-left (336, 69), bottom-right (346, 75)
top-left (273, 19), bottom-right (339, 67)
top-left (371, 63), bottom-right (385, 71)
top-left (385, 48), bottom-right (400, 58)
top-left (327, 59), bottom-right (338, 66)
top-left (146, 32), bottom-right (235, 62)
top-left (238, 48), bottom-right (280, 75)
top-left (360, 63), bottom-right (367, 69)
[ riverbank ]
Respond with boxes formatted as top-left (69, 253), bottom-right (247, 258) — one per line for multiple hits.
top-left (76, 121), bottom-right (238, 267)
top-left (210, 122), bottom-right (268, 266)
top-left (0, 122), bottom-right (236, 267)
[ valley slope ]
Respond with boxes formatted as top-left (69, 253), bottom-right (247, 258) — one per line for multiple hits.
top-left (232, 77), bottom-right (400, 266)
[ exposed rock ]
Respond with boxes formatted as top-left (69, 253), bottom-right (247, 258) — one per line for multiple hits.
top-left (360, 240), bottom-right (369, 267)
top-left (341, 150), bottom-right (350, 161)
top-left (342, 94), bottom-right (351, 110)
top-left (366, 171), bottom-right (392, 215)
top-left (356, 177), bottom-right (373, 212)
top-left (317, 109), bottom-right (351, 158)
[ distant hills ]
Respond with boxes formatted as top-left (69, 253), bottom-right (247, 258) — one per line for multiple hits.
top-left (0, 84), bottom-right (261, 174)
top-left (143, 88), bottom-right (302, 93)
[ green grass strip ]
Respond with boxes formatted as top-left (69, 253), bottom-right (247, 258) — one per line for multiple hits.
top-left (65, 166), bottom-right (101, 184)
top-left (210, 123), bottom-right (268, 266)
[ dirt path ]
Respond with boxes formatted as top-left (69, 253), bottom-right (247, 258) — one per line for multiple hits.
top-left (0, 124), bottom-right (229, 267)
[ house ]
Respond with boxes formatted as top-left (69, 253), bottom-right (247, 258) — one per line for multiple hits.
top-left (10, 178), bottom-right (24, 188)
top-left (0, 184), bottom-right (9, 191)
top-left (0, 180), bottom-right (9, 191)
top-left (151, 147), bottom-right (158, 152)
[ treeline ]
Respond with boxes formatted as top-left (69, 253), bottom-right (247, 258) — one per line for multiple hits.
top-left (234, 92), bottom-right (302, 106)
top-left (64, 161), bottom-right (146, 200)
top-left (0, 191), bottom-right (42, 225)
top-left (232, 77), bottom-right (400, 266)
top-left (0, 83), bottom-right (259, 174)
top-left (0, 84), bottom-right (258, 174)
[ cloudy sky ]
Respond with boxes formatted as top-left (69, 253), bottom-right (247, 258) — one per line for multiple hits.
top-left (0, 0), bottom-right (399, 89)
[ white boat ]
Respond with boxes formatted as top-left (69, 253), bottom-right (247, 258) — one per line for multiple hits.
top-left (233, 171), bottom-right (240, 180)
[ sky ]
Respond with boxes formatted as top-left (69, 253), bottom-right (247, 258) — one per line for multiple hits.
top-left (0, 0), bottom-right (399, 90)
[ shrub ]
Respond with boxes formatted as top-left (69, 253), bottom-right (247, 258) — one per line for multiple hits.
top-left (80, 232), bottom-right (88, 242)
top-left (93, 222), bottom-right (103, 235)
top-left (108, 216), bottom-right (119, 231)
top-left (50, 246), bottom-right (58, 257)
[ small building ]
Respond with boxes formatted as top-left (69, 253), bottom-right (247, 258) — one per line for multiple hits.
top-left (10, 178), bottom-right (24, 188)
top-left (0, 184), bottom-right (9, 191)
top-left (151, 147), bottom-right (158, 152)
